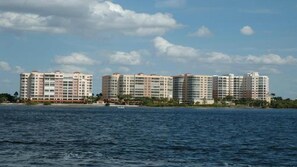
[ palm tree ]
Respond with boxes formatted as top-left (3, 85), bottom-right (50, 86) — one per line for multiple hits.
top-left (14, 91), bottom-right (19, 102)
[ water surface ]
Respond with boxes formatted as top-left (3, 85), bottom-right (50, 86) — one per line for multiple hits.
top-left (0, 105), bottom-right (296, 166)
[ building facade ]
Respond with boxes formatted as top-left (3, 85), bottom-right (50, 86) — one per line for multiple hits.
top-left (102, 73), bottom-right (173, 100)
top-left (20, 71), bottom-right (92, 102)
top-left (102, 73), bottom-right (121, 100)
top-left (213, 74), bottom-right (243, 100)
top-left (242, 72), bottom-right (270, 102)
top-left (212, 72), bottom-right (270, 102)
top-left (173, 74), bottom-right (213, 104)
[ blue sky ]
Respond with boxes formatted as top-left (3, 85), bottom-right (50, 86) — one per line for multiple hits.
top-left (0, 0), bottom-right (297, 98)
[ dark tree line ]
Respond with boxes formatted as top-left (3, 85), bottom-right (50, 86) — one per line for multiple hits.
top-left (0, 92), bottom-right (18, 103)
top-left (1, 91), bottom-right (297, 108)
top-left (270, 97), bottom-right (297, 108)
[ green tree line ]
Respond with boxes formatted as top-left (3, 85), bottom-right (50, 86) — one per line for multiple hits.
top-left (0, 92), bottom-right (18, 103)
top-left (1, 91), bottom-right (297, 108)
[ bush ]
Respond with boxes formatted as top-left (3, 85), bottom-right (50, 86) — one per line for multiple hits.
top-left (43, 102), bottom-right (52, 105)
top-left (25, 101), bottom-right (39, 105)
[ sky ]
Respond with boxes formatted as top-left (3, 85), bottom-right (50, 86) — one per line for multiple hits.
top-left (0, 0), bottom-right (297, 99)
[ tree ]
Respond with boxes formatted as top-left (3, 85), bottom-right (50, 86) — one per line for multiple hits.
top-left (0, 93), bottom-right (15, 103)
top-left (224, 95), bottom-right (234, 101)
top-left (0, 96), bottom-right (6, 103)
top-left (14, 91), bottom-right (19, 102)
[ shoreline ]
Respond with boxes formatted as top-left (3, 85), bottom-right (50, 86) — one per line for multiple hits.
top-left (0, 103), bottom-right (140, 108)
top-left (0, 102), bottom-right (288, 109)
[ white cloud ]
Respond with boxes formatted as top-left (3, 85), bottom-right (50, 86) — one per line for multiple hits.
top-left (205, 52), bottom-right (232, 63)
top-left (240, 26), bottom-right (254, 36)
top-left (155, 0), bottom-right (186, 8)
top-left (244, 54), bottom-right (297, 65)
top-left (0, 61), bottom-right (11, 71)
top-left (0, 12), bottom-right (66, 33)
top-left (258, 66), bottom-right (281, 74)
top-left (0, 61), bottom-right (26, 73)
top-left (14, 66), bottom-right (25, 73)
top-left (190, 26), bottom-right (213, 37)
top-left (0, 0), bottom-right (178, 36)
top-left (0, 0), bottom-right (90, 16)
top-left (109, 51), bottom-right (142, 65)
top-left (153, 37), bottom-right (297, 65)
top-left (55, 53), bottom-right (95, 65)
top-left (154, 36), bottom-right (199, 61)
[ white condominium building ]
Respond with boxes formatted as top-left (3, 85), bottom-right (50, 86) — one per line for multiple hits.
top-left (242, 72), bottom-right (270, 102)
top-left (102, 73), bottom-right (173, 100)
top-left (213, 74), bottom-right (243, 100)
top-left (102, 73), bottom-right (121, 100)
top-left (173, 74), bottom-right (213, 104)
top-left (20, 71), bottom-right (93, 102)
top-left (233, 76), bottom-right (244, 100)
top-left (212, 72), bottom-right (270, 102)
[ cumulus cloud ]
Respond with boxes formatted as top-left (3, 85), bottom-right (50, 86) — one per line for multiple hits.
top-left (109, 51), bottom-right (142, 65)
top-left (0, 0), bottom-right (178, 36)
top-left (0, 12), bottom-right (66, 33)
top-left (190, 26), bottom-right (213, 37)
top-left (240, 26), bottom-right (254, 36)
top-left (154, 36), bottom-right (199, 60)
top-left (0, 61), bottom-right (11, 71)
top-left (205, 52), bottom-right (232, 63)
top-left (55, 53), bottom-right (95, 65)
top-left (153, 36), bottom-right (297, 65)
top-left (258, 66), bottom-right (281, 74)
top-left (0, 61), bottom-right (25, 73)
top-left (244, 54), bottom-right (297, 65)
top-left (14, 66), bottom-right (25, 73)
top-left (155, 0), bottom-right (186, 8)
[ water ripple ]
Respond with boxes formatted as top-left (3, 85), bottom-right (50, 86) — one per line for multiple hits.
top-left (0, 106), bottom-right (297, 166)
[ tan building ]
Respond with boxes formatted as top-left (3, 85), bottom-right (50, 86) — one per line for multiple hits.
top-left (213, 74), bottom-right (243, 100)
top-left (20, 71), bottom-right (92, 103)
top-left (173, 74), bottom-right (214, 104)
top-left (242, 72), bottom-right (270, 102)
top-left (212, 72), bottom-right (270, 102)
top-left (102, 73), bottom-right (173, 100)
top-left (102, 73), bottom-right (121, 100)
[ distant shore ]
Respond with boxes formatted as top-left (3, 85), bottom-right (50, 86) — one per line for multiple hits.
top-left (1, 102), bottom-right (296, 109)
top-left (0, 103), bottom-right (139, 108)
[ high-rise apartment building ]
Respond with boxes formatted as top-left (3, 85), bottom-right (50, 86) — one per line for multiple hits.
top-left (102, 73), bottom-right (173, 100)
top-left (173, 74), bottom-right (213, 104)
top-left (20, 71), bottom-right (92, 102)
top-left (233, 76), bottom-right (244, 100)
top-left (242, 72), bottom-right (270, 102)
top-left (102, 72), bottom-right (270, 103)
top-left (212, 72), bottom-right (270, 102)
top-left (172, 75), bottom-right (184, 102)
top-left (213, 74), bottom-right (243, 100)
top-left (102, 73), bottom-right (121, 100)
